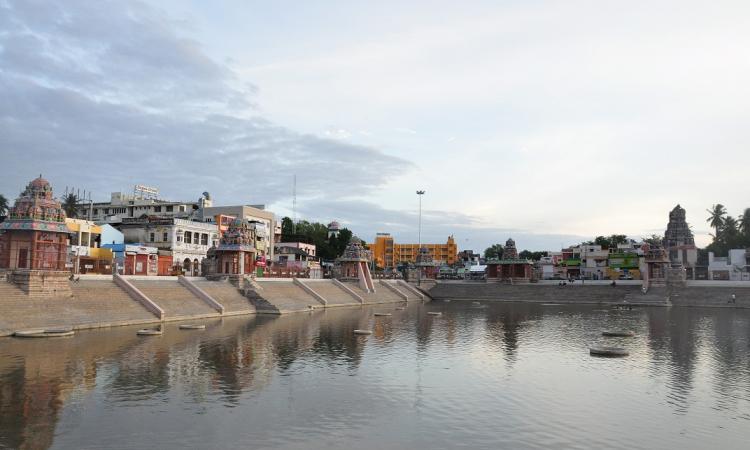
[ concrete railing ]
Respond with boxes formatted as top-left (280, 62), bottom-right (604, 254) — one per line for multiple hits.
top-left (244, 275), bottom-right (264, 291)
top-left (380, 280), bottom-right (408, 300)
top-left (113, 273), bottom-right (164, 320)
top-left (178, 276), bottom-right (225, 314)
top-left (332, 279), bottom-right (364, 304)
top-left (397, 280), bottom-right (426, 300)
top-left (293, 278), bottom-right (327, 306)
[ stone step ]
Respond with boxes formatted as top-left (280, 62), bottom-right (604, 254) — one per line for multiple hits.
top-left (300, 281), bottom-right (359, 306)
top-left (192, 280), bottom-right (256, 314)
top-left (131, 281), bottom-right (219, 318)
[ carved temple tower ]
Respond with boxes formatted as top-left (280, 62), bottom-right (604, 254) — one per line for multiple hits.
top-left (0, 176), bottom-right (71, 295)
top-left (335, 237), bottom-right (375, 292)
top-left (206, 217), bottom-right (257, 285)
top-left (663, 204), bottom-right (697, 279)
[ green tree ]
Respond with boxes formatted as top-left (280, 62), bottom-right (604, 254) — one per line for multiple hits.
top-left (519, 250), bottom-right (548, 261)
top-left (62, 193), bottom-right (78, 218)
top-left (0, 194), bottom-right (8, 217)
top-left (278, 217), bottom-right (353, 261)
top-left (592, 234), bottom-right (628, 249)
top-left (706, 204), bottom-right (727, 238)
top-left (739, 208), bottom-right (750, 237)
top-left (484, 244), bottom-right (504, 259)
top-left (642, 234), bottom-right (663, 246)
top-left (280, 216), bottom-right (294, 241)
top-left (721, 216), bottom-right (740, 247)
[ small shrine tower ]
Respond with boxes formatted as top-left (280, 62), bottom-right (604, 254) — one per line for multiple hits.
top-left (335, 237), bottom-right (375, 292)
top-left (0, 176), bottom-right (71, 295)
top-left (208, 217), bottom-right (256, 285)
top-left (486, 238), bottom-right (533, 283)
top-left (415, 246), bottom-right (439, 280)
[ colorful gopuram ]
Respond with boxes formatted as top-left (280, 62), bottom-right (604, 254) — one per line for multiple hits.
top-left (0, 176), bottom-right (71, 295)
top-left (335, 237), bottom-right (375, 292)
top-left (415, 246), bottom-right (439, 280)
top-left (207, 217), bottom-right (257, 283)
top-left (485, 238), bottom-right (533, 283)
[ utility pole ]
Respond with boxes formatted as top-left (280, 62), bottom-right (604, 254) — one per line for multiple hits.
top-left (416, 190), bottom-right (425, 285)
top-left (292, 174), bottom-right (297, 235)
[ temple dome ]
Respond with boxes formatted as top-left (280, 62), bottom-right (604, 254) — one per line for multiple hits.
top-left (2, 176), bottom-right (67, 227)
top-left (30, 176), bottom-right (50, 189)
top-left (328, 220), bottom-right (341, 230)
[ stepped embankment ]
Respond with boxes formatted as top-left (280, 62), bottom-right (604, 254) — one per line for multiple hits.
top-left (424, 280), bottom-right (750, 308)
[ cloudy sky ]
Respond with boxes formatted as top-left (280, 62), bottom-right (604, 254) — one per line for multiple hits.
top-left (2, 0), bottom-right (749, 251)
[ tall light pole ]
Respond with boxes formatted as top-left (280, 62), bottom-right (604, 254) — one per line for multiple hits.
top-left (416, 190), bottom-right (425, 285)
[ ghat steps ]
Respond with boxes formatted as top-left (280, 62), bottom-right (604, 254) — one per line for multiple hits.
top-left (130, 280), bottom-right (219, 319)
top-left (246, 279), bottom-right (418, 314)
top-left (191, 280), bottom-right (255, 315)
top-left (0, 280), bottom-right (156, 336)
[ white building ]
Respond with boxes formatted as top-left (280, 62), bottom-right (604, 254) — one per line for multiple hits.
top-left (580, 244), bottom-right (609, 280)
top-left (118, 217), bottom-right (218, 276)
top-left (708, 250), bottom-right (750, 281)
top-left (201, 204), bottom-right (277, 259)
top-left (76, 188), bottom-right (212, 224)
top-left (274, 242), bottom-right (316, 258)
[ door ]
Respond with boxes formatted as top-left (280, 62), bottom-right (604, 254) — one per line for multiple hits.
top-left (17, 248), bottom-right (29, 269)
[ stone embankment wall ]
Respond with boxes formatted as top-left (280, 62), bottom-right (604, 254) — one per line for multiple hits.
top-left (0, 277), bottom-right (257, 337)
top-left (0, 277), bottom-right (425, 336)
top-left (424, 281), bottom-right (750, 308)
top-left (246, 279), bottom-right (416, 314)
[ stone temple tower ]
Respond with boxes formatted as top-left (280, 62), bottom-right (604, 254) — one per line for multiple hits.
top-left (663, 204), bottom-right (697, 279)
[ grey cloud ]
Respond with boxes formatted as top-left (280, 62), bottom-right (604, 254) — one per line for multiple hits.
top-left (0, 0), bottom-right (412, 205)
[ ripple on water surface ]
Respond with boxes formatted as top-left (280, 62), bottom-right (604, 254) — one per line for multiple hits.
top-left (2, 303), bottom-right (750, 449)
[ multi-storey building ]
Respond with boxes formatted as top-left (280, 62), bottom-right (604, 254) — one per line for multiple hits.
top-left (75, 187), bottom-right (212, 223)
top-left (117, 217), bottom-right (218, 276)
top-left (580, 244), bottom-right (610, 280)
top-left (370, 233), bottom-right (457, 269)
top-left (201, 204), bottom-right (277, 261)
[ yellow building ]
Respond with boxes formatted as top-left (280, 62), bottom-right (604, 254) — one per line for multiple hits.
top-left (371, 233), bottom-right (457, 269)
top-left (66, 218), bottom-right (113, 274)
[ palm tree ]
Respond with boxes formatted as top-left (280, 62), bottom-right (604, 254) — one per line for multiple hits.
top-left (62, 193), bottom-right (78, 218)
top-left (0, 194), bottom-right (8, 217)
top-left (706, 204), bottom-right (727, 238)
top-left (739, 208), bottom-right (750, 236)
top-left (721, 216), bottom-right (740, 248)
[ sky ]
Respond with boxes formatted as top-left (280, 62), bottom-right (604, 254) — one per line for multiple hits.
top-left (2, 0), bottom-right (749, 252)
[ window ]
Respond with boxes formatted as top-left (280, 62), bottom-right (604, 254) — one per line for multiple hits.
top-left (201, 233), bottom-right (208, 246)
top-left (179, 205), bottom-right (186, 212)
top-left (93, 208), bottom-right (98, 215)
top-left (104, 208), bottom-right (109, 214)
top-left (166, 205), bottom-right (173, 212)
top-left (154, 206), bottom-right (162, 212)
top-left (184, 232), bottom-right (192, 244)
top-left (163, 232), bottom-right (168, 242)
top-left (149, 233), bottom-right (155, 242)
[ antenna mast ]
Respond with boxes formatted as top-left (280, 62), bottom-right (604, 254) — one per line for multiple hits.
top-left (292, 174), bottom-right (297, 235)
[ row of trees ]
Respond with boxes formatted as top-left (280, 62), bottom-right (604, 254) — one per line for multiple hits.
top-left (280, 217), bottom-right (353, 261)
top-left (705, 204), bottom-right (750, 256)
top-left (482, 244), bottom-right (548, 261)
top-left (482, 233), bottom-right (667, 262)
top-left (0, 194), bottom-right (8, 217)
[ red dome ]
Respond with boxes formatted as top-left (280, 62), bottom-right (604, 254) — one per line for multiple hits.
top-left (29, 176), bottom-right (51, 190)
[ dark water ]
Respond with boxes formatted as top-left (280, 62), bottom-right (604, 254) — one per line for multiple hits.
top-left (1, 302), bottom-right (750, 450)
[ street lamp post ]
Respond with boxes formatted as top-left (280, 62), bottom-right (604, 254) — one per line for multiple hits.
top-left (416, 190), bottom-right (425, 285)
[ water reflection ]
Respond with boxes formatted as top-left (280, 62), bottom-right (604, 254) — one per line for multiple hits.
top-left (1, 303), bottom-right (750, 449)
